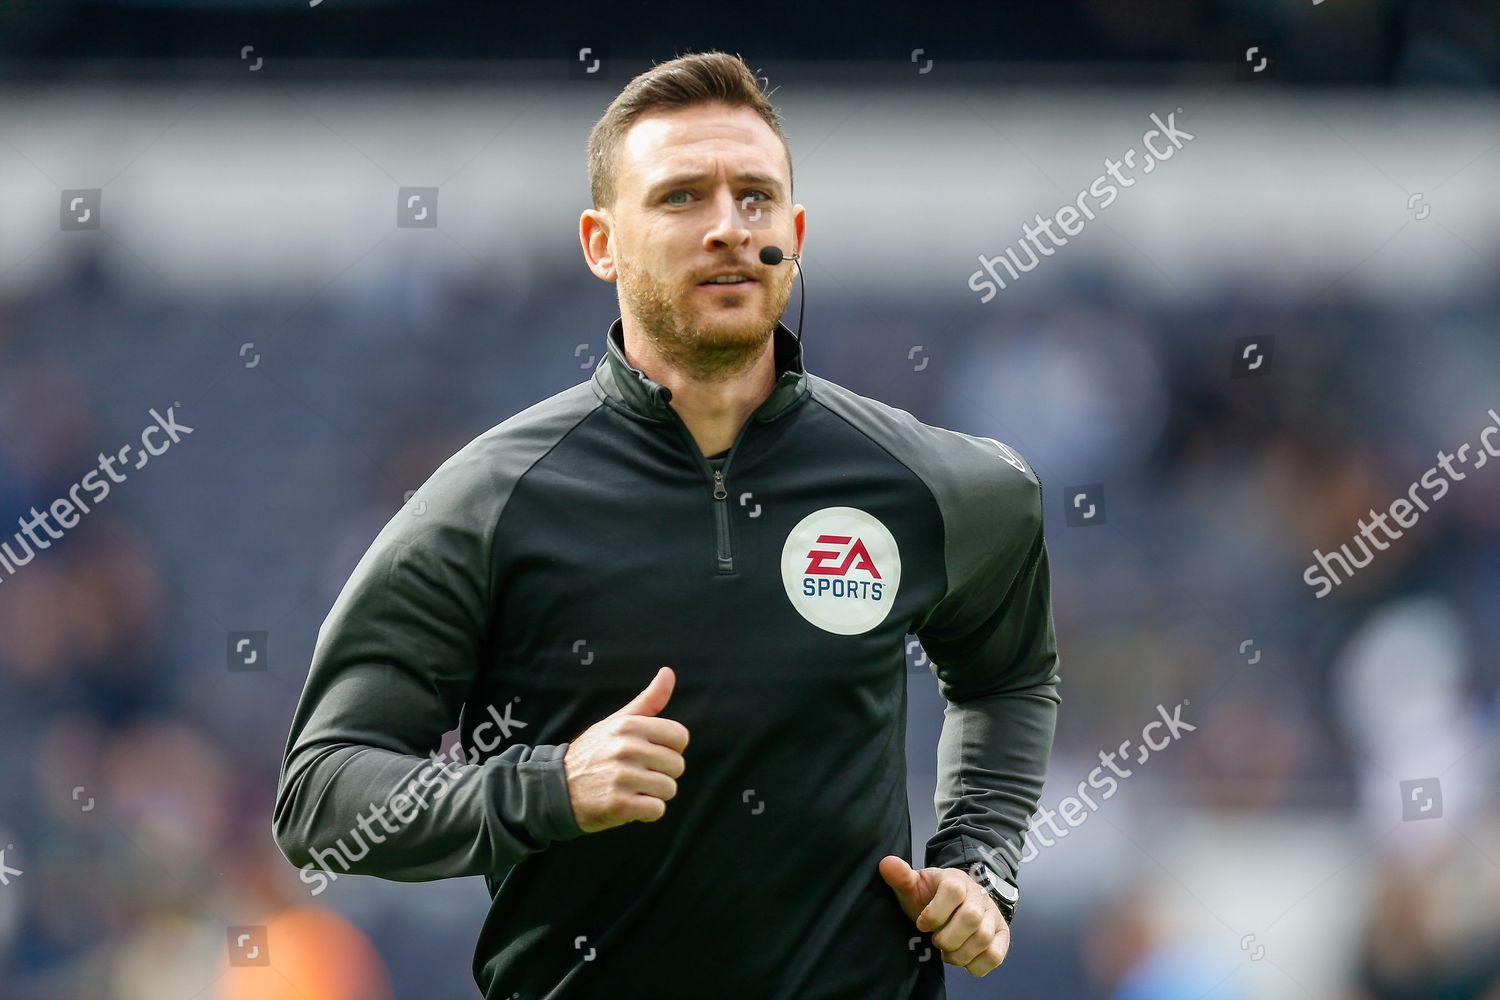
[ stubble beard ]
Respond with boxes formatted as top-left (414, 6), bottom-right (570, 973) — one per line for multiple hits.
top-left (617, 249), bottom-right (794, 382)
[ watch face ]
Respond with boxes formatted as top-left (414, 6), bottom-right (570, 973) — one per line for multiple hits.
top-left (969, 862), bottom-right (1018, 905)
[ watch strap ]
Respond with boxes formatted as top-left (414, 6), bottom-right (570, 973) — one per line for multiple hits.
top-left (963, 859), bottom-right (1019, 925)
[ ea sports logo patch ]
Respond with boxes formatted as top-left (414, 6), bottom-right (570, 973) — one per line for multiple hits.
top-left (781, 506), bottom-right (901, 635)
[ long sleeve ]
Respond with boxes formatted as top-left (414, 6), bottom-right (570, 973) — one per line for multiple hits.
top-left (918, 469), bottom-right (1061, 887)
top-left (272, 438), bottom-right (583, 883)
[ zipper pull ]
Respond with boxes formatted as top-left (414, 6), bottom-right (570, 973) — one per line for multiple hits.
top-left (712, 469), bottom-right (727, 500)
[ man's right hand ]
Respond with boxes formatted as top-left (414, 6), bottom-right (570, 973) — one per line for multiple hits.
top-left (563, 666), bottom-right (689, 833)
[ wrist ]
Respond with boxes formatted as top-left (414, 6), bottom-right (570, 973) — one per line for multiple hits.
top-left (962, 859), bottom-right (1019, 925)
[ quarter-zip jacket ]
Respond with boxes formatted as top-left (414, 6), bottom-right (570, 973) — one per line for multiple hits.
top-left (273, 318), bottom-right (1061, 1000)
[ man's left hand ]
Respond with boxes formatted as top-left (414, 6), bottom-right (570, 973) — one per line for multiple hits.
top-left (878, 856), bottom-right (1010, 976)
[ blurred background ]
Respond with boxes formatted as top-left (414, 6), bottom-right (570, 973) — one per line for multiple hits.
top-left (2, 1), bottom-right (1499, 998)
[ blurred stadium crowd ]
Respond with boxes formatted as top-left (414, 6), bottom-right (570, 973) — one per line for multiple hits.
top-left (1, 236), bottom-right (1496, 997)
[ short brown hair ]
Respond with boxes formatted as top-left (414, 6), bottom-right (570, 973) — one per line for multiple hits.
top-left (587, 51), bottom-right (793, 210)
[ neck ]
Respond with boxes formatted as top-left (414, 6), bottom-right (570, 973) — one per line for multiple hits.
top-left (619, 315), bottom-right (778, 457)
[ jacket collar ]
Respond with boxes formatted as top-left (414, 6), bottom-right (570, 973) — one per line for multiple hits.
top-left (592, 317), bottom-right (810, 424)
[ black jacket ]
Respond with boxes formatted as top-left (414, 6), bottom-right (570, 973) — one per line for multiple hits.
top-left (274, 318), bottom-right (1061, 999)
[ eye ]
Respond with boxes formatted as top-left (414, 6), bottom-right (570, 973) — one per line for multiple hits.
top-left (741, 190), bottom-right (771, 203)
top-left (665, 190), bottom-right (692, 205)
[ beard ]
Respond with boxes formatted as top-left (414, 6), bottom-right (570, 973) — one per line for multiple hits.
top-left (616, 247), bottom-right (795, 381)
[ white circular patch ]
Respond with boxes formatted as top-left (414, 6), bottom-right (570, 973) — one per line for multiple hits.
top-left (780, 506), bottom-right (901, 635)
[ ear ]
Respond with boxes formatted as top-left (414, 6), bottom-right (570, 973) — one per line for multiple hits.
top-left (791, 202), bottom-right (807, 260)
top-left (580, 209), bottom-right (617, 283)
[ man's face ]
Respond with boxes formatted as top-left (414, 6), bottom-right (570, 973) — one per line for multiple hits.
top-left (582, 102), bottom-right (805, 378)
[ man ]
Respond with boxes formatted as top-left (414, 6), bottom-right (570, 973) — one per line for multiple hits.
top-left (274, 51), bottom-right (1060, 1000)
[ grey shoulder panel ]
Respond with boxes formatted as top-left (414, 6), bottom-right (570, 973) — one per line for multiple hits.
top-left (399, 380), bottom-right (602, 562)
top-left (275, 380), bottom-right (601, 878)
top-left (806, 374), bottom-right (1043, 618)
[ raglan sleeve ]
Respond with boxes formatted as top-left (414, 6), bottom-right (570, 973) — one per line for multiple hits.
top-left (917, 453), bottom-right (1060, 889)
top-left (272, 440), bottom-right (584, 883)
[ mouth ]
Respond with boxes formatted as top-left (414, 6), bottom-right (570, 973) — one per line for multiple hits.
top-left (696, 280), bottom-right (756, 295)
top-left (697, 271), bottom-right (759, 288)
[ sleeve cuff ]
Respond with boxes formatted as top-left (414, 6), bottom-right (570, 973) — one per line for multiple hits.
top-left (516, 742), bottom-right (586, 844)
top-left (926, 835), bottom-right (1019, 885)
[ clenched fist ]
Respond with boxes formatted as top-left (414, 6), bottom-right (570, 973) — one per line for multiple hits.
top-left (879, 856), bottom-right (1010, 976)
top-left (563, 666), bottom-right (690, 833)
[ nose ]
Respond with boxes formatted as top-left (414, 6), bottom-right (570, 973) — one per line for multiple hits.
top-left (702, 187), bottom-right (753, 252)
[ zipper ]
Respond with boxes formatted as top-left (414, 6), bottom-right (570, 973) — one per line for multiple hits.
top-left (710, 467), bottom-right (732, 573)
top-left (664, 407), bottom-right (754, 575)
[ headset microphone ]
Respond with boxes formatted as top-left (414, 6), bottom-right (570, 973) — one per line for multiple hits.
top-left (759, 245), bottom-right (805, 345)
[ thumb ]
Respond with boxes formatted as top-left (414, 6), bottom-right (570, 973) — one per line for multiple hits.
top-left (878, 856), bottom-right (928, 920)
top-left (610, 666), bottom-right (675, 719)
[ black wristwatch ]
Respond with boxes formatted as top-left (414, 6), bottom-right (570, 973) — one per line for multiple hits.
top-left (964, 859), bottom-right (1020, 925)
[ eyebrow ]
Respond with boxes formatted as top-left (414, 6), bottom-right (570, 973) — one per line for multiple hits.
top-left (646, 172), bottom-right (785, 199)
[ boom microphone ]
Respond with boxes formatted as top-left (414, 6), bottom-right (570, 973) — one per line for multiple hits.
top-left (759, 245), bottom-right (805, 345)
